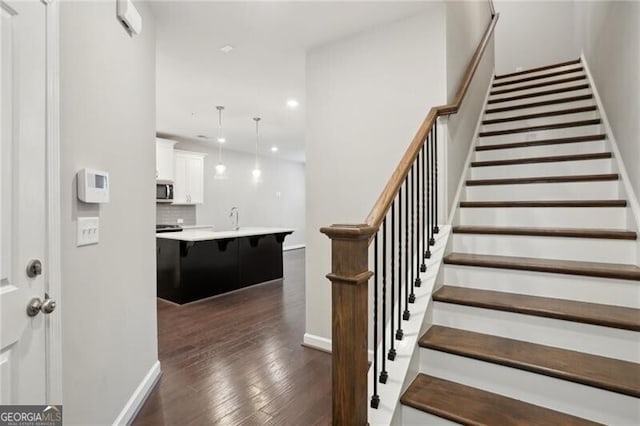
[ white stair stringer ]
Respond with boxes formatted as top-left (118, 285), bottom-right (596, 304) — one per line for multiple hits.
top-left (418, 347), bottom-right (640, 425)
top-left (443, 264), bottom-right (640, 309)
top-left (432, 301), bottom-right (640, 363)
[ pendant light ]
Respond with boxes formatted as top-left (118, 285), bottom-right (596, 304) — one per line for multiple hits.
top-left (215, 106), bottom-right (226, 175)
top-left (252, 117), bottom-right (262, 180)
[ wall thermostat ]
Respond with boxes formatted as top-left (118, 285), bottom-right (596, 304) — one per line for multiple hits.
top-left (77, 168), bottom-right (110, 203)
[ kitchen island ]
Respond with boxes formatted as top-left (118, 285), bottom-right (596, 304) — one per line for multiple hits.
top-left (156, 227), bottom-right (294, 304)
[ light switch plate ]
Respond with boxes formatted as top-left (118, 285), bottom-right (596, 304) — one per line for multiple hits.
top-left (77, 217), bottom-right (99, 246)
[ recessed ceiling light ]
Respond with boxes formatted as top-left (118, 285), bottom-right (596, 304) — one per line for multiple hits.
top-left (220, 45), bottom-right (234, 54)
top-left (217, 137), bottom-right (226, 144)
top-left (271, 146), bottom-right (278, 153)
top-left (286, 99), bottom-right (299, 109)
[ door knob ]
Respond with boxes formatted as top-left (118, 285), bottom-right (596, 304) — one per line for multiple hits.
top-left (26, 294), bottom-right (56, 317)
top-left (41, 297), bottom-right (56, 314)
top-left (26, 259), bottom-right (43, 278)
top-left (26, 297), bottom-right (43, 317)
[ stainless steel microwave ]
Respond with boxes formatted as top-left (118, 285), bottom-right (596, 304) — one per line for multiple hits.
top-left (156, 183), bottom-right (174, 201)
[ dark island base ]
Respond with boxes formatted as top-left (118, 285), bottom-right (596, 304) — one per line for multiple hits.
top-left (157, 232), bottom-right (292, 304)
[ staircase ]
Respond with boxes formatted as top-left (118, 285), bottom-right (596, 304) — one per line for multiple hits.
top-left (400, 59), bottom-right (640, 425)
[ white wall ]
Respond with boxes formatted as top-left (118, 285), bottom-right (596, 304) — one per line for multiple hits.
top-left (446, 0), bottom-right (492, 101)
top-left (575, 1), bottom-right (640, 200)
top-left (444, 1), bottom-right (495, 217)
top-left (60, 2), bottom-right (158, 424)
top-left (174, 140), bottom-right (306, 248)
top-left (494, 1), bottom-right (579, 75)
top-left (305, 7), bottom-right (447, 345)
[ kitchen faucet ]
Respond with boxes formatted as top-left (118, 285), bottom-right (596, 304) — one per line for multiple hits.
top-left (230, 207), bottom-right (239, 231)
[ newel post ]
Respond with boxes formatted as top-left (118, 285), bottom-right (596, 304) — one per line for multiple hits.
top-left (320, 224), bottom-right (377, 426)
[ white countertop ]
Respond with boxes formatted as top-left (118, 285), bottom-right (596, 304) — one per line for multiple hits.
top-left (156, 227), bottom-right (295, 242)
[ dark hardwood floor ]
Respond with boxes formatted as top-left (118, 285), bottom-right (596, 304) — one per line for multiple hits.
top-left (133, 249), bottom-right (331, 426)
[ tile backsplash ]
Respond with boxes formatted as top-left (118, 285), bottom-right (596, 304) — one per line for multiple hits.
top-left (156, 204), bottom-right (196, 225)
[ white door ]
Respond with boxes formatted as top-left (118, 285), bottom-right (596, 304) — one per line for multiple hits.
top-left (0, 0), bottom-right (52, 405)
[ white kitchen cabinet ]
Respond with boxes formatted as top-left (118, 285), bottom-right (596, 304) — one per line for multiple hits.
top-left (156, 138), bottom-right (176, 182)
top-left (173, 150), bottom-right (206, 204)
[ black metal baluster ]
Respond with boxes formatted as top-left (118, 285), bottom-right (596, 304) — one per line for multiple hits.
top-left (429, 126), bottom-right (436, 247)
top-left (415, 154), bottom-right (422, 287)
top-left (380, 217), bottom-right (389, 379)
top-left (388, 200), bottom-right (397, 360)
top-left (409, 164), bottom-right (417, 299)
top-left (423, 138), bottom-right (430, 262)
top-left (403, 175), bottom-right (410, 321)
top-left (434, 122), bottom-right (440, 235)
top-left (371, 234), bottom-right (380, 408)
top-left (396, 185), bottom-right (404, 339)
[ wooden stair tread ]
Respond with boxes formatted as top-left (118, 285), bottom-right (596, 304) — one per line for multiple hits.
top-left (466, 173), bottom-right (618, 186)
top-left (486, 94), bottom-right (594, 114)
top-left (401, 374), bottom-right (601, 426)
top-left (433, 286), bottom-right (640, 331)
top-left (471, 152), bottom-right (611, 167)
top-left (495, 59), bottom-right (582, 80)
top-left (482, 106), bottom-right (597, 125)
top-left (488, 84), bottom-right (590, 104)
top-left (444, 252), bottom-right (640, 281)
top-left (460, 200), bottom-right (627, 208)
top-left (490, 75), bottom-right (586, 96)
top-left (492, 67), bottom-right (584, 88)
top-left (420, 326), bottom-right (640, 397)
top-left (476, 134), bottom-right (606, 151)
top-left (479, 119), bottom-right (601, 137)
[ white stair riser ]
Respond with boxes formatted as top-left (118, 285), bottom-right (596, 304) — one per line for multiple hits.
top-left (451, 233), bottom-right (636, 264)
top-left (470, 158), bottom-right (613, 179)
top-left (480, 111), bottom-right (598, 132)
top-left (443, 264), bottom-right (640, 308)
top-left (465, 180), bottom-right (620, 201)
top-left (474, 140), bottom-right (606, 162)
top-left (485, 99), bottom-right (596, 120)
top-left (401, 406), bottom-right (459, 426)
top-left (496, 63), bottom-right (584, 84)
top-left (458, 206), bottom-right (626, 229)
top-left (486, 88), bottom-right (592, 110)
top-left (432, 302), bottom-right (640, 362)
top-left (478, 124), bottom-right (601, 145)
top-left (492, 71), bottom-right (585, 92)
top-left (419, 348), bottom-right (640, 425)
top-left (489, 80), bottom-right (589, 101)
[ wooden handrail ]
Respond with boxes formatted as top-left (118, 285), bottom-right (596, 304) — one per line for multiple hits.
top-left (365, 13), bottom-right (499, 231)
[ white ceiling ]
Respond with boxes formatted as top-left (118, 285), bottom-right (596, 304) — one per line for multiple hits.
top-left (151, 1), bottom-right (433, 162)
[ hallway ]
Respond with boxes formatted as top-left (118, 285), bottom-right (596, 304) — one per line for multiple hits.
top-left (134, 249), bottom-right (331, 425)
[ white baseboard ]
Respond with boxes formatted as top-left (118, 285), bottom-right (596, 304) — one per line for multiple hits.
top-left (284, 244), bottom-right (306, 252)
top-left (303, 333), bottom-right (331, 353)
top-left (113, 360), bottom-right (162, 426)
